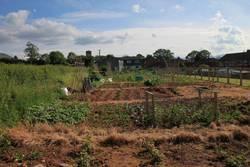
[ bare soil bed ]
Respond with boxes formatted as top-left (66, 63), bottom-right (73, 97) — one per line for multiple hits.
top-left (84, 82), bottom-right (250, 104)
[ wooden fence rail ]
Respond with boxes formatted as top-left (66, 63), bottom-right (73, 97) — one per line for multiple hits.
top-left (162, 67), bottom-right (250, 87)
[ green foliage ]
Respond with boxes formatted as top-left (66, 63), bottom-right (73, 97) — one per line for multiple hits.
top-left (88, 104), bottom-right (131, 127)
top-left (26, 151), bottom-right (42, 160)
top-left (159, 103), bottom-right (217, 127)
top-left (77, 138), bottom-right (93, 167)
top-left (144, 78), bottom-right (160, 87)
top-left (25, 102), bottom-right (89, 124)
top-left (135, 75), bottom-right (144, 81)
top-left (0, 64), bottom-right (86, 126)
top-left (24, 42), bottom-right (40, 63)
top-left (225, 155), bottom-right (247, 167)
top-left (12, 150), bottom-right (42, 162)
top-left (48, 51), bottom-right (66, 65)
top-left (127, 104), bottom-right (154, 127)
top-left (15, 152), bottom-right (25, 163)
top-left (139, 141), bottom-right (164, 166)
top-left (0, 133), bottom-right (12, 156)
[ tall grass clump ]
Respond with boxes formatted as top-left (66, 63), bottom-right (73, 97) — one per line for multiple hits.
top-left (0, 64), bottom-right (86, 126)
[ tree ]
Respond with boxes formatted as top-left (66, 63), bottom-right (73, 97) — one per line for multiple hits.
top-left (24, 42), bottom-right (40, 63)
top-left (196, 50), bottom-right (211, 62)
top-left (186, 50), bottom-right (199, 63)
top-left (40, 53), bottom-right (50, 64)
top-left (153, 49), bottom-right (174, 67)
top-left (136, 54), bottom-right (144, 58)
top-left (48, 51), bottom-right (66, 64)
top-left (67, 52), bottom-right (77, 64)
top-left (106, 54), bottom-right (114, 60)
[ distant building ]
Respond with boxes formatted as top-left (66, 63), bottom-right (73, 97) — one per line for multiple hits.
top-left (86, 50), bottom-right (92, 57)
top-left (221, 50), bottom-right (250, 67)
top-left (111, 56), bottom-right (145, 71)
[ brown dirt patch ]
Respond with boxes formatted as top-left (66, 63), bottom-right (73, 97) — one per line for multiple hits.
top-left (1, 124), bottom-right (249, 167)
top-left (74, 82), bottom-right (250, 104)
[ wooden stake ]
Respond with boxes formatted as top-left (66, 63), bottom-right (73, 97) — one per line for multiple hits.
top-left (214, 92), bottom-right (219, 122)
top-left (240, 68), bottom-right (243, 86)
top-left (145, 92), bottom-right (149, 114)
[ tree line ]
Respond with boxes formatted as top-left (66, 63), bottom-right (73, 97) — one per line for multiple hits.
top-left (0, 42), bottom-right (214, 67)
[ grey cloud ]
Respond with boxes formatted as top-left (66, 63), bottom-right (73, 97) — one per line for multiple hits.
top-left (75, 36), bottom-right (114, 45)
top-left (75, 33), bottom-right (129, 46)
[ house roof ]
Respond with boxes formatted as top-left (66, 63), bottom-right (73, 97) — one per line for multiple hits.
top-left (221, 50), bottom-right (250, 61)
top-left (117, 56), bottom-right (145, 60)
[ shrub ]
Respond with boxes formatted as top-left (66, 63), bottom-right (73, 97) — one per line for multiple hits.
top-left (144, 78), bottom-right (159, 87)
top-left (89, 71), bottom-right (101, 82)
top-left (139, 141), bottom-right (164, 166)
top-left (77, 138), bottom-right (93, 167)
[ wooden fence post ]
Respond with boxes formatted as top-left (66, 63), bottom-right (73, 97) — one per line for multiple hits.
top-left (212, 68), bottom-right (215, 82)
top-left (151, 94), bottom-right (156, 127)
top-left (240, 68), bottom-right (243, 86)
top-left (194, 68), bottom-right (197, 79)
top-left (227, 68), bottom-right (230, 84)
top-left (208, 68), bottom-right (211, 81)
top-left (198, 89), bottom-right (202, 107)
top-left (214, 92), bottom-right (219, 122)
top-left (200, 69), bottom-right (203, 80)
top-left (145, 92), bottom-right (149, 114)
top-left (216, 68), bottom-right (219, 82)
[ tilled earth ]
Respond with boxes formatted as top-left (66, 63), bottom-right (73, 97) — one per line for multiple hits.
top-left (80, 82), bottom-right (250, 105)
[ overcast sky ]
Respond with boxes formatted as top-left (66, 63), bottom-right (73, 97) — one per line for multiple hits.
top-left (0, 0), bottom-right (250, 58)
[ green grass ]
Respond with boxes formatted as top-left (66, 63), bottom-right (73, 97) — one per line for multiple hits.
top-left (107, 70), bottom-right (201, 85)
top-left (0, 64), bottom-right (86, 126)
top-left (186, 74), bottom-right (250, 87)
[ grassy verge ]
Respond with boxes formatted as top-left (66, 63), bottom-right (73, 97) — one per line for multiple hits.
top-left (0, 64), bottom-right (86, 126)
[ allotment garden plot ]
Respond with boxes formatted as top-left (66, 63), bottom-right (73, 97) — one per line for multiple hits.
top-left (84, 82), bottom-right (250, 104)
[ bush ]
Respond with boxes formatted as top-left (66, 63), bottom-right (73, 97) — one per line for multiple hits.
top-left (77, 138), bottom-right (93, 167)
top-left (25, 102), bottom-right (89, 124)
top-left (127, 104), bottom-right (154, 127)
top-left (144, 79), bottom-right (159, 87)
top-left (89, 71), bottom-right (101, 82)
